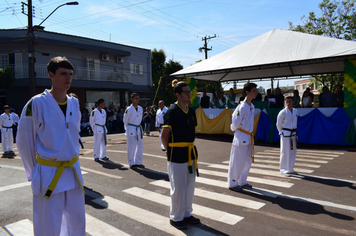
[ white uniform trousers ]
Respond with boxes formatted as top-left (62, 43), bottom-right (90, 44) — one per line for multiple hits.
top-left (33, 186), bottom-right (85, 236)
top-left (168, 161), bottom-right (196, 222)
top-left (280, 136), bottom-right (297, 173)
top-left (1, 127), bottom-right (13, 152)
top-left (159, 127), bottom-right (165, 150)
top-left (126, 135), bottom-right (143, 166)
top-left (93, 133), bottom-right (106, 159)
top-left (227, 144), bottom-right (252, 188)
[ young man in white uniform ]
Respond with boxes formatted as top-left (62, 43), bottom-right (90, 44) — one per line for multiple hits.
top-left (0, 105), bottom-right (14, 156)
top-left (123, 93), bottom-right (144, 168)
top-left (155, 100), bottom-right (168, 151)
top-left (277, 96), bottom-right (298, 176)
top-left (90, 98), bottom-right (109, 162)
top-left (10, 108), bottom-right (20, 143)
top-left (227, 82), bottom-right (257, 192)
top-left (17, 56), bottom-right (85, 236)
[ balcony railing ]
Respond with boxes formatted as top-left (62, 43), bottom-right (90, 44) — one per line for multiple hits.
top-left (2, 64), bottom-right (132, 83)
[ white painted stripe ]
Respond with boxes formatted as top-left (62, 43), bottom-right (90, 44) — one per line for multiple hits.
top-left (150, 180), bottom-right (265, 210)
top-left (268, 148), bottom-right (345, 155)
top-left (195, 176), bottom-right (283, 195)
top-left (249, 168), bottom-right (302, 180)
top-left (255, 152), bottom-right (334, 160)
top-left (263, 150), bottom-right (339, 157)
top-left (207, 163), bottom-right (314, 173)
top-left (253, 155), bottom-right (330, 163)
top-left (86, 213), bottom-right (130, 236)
top-left (0, 227), bottom-right (10, 236)
top-left (0, 182), bottom-right (30, 192)
top-left (198, 168), bottom-right (293, 188)
top-left (0, 165), bottom-right (25, 171)
top-left (92, 196), bottom-right (219, 236)
top-left (222, 160), bottom-right (321, 168)
top-left (80, 167), bottom-right (122, 179)
top-left (5, 219), bottom-right (34, 236)
top-left (123, 187), bottom-right (243, 225)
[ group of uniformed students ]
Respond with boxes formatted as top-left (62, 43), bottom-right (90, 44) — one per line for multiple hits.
top-left (10, 56), bottom-right (299, 235)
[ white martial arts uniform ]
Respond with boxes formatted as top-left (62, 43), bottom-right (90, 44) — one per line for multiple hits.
top-left (227, 101), bottom-right (254, 188)
top-left (277, 107), bottom-right (298, 174)
top-left (155, 106), bottom-right (168, 150)
top-left (0, 112), bottom-right (13, 153)
top-left (90, 108), bottom-right (107, 159)
top-left (17, 89), bottom-right (85, 236)
top-left (123, 104), bottom-right (143, 166)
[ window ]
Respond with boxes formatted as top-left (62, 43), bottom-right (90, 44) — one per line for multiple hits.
top-left (302, 84), bottom-right (307, 89)
top-left (130, 63), bottom-right (143, 75)
top-left (1, 54), bottom-right (9, 68)
top-left (296, 85), bottom-right (300, 90)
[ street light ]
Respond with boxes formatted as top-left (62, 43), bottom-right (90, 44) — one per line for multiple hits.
top-left (27, 1), bottom-right (79, 97)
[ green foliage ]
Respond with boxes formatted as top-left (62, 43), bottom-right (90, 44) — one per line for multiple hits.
top-left (0, 67), bottom-right (15, 88)
top-left (288, 0), bottom-right (356, 90)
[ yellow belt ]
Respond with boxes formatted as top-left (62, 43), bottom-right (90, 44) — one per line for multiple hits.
top-left (168, 142), bottom-right (199, 176)
top-left (237, 128), bottom-right (254, 163)
top-left (36, 156), bottom-right (85, 199)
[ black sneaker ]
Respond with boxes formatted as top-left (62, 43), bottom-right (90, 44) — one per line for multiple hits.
top-left (130, 165), bottom-right (138, 169)
top-left (170, 220), bottom-right (187, 229)
top-left (184, 215), bottom-right (200, 224)
top-left (229, 186), bottom-right (243, 192)
top-left (137, 164), bottom-right (145, 168)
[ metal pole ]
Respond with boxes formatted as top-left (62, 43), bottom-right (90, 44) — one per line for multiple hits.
top-left (28, 0), bottom-right (36, 97)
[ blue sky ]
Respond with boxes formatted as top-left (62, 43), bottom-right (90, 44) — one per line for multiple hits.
top-left (1, 0), bottom-right (322, 89)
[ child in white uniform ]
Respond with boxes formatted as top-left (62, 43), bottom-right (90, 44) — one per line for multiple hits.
top-left (0, 105), bottom-right (14, 156)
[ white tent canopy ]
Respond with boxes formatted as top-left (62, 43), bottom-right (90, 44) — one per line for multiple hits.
top-left (171, 29), bottom-right (356, 82)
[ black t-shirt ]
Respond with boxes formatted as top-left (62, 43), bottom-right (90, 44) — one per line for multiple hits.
top-left (200, 95), bottom-right (210, 108)
top-left (164, 103), bottom-right (198, 163)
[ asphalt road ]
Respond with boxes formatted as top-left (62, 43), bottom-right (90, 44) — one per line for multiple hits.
top-left (1, 132), bottom-right (355, 236)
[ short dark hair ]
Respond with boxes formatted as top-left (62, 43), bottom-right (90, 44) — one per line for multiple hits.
top-left (131, 93), bottom-right (139, 99)
top-left (243, 82), bottom-right (257, 93)
top-left (47, 56), bottom-right (74, 74)
top-left (97, 98), bottom-right (105, 105)
top-left (285, 96), bottom-right (293, 100)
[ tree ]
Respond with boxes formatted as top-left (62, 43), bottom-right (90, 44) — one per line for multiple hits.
top-left (288, 0), bottom-right (356, 91)
top-left (257, 86), bottom-right (266, 95)
top-left (0, 67), bottom-right (15, 88)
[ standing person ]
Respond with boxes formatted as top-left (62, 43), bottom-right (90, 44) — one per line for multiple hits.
top-left (227, 82), bottom-right (258, 192)
top-left (16, 56), bottom-right (85, 236)
top-left (143, 107), bottom-right (152, 136)
top-left (155, 100), bottom-right (168, 151)
top-left (0, 105), bottom-right (14, 157)
top-left (118, 108), bottom-right (125, 133)
top-left (218, 92), bottom-right (226, 108)
top-left (161, 79), bottom-right (200, 230)
top-left (90, 98), bottom-right (109, 162)
top-left (301, 89), bottom-right (312, 108)
top-left (124, 93), bottom-right (144, 168)
top-left (227, 88), bottom-right (236, 108)
top-left (10, 108), bottom-right (19, 143)
top-left (210, 93), bottom-right (219, 108)
top-left (277, 96), bottom-right (298, 176)
top-left (333, 85), bottom-right (344, 107)
top-left (200, 90), bottom-right (210, 108)
top-left (292, 90), bottom-right (301, 108)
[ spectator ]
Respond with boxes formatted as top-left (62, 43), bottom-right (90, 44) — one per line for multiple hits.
top-left (319, 86), bottom-right (333, 107)
top-left (293, 90), bottom-right (301, 108)
top-left (200, 91), bottom-right (210, 108)
top-left (270, 88), bottom-right (284, 108)
top-left (332, 85), bottom-right (344, 107)
top-left (306, 87), bottom-right (314, 105)
top-left (143, 106), bottom-right (152, 136)
top-left (301, 89), bottom-right (312, 108)
top-left (210, 93), bottom-right (219, 108)
top-left (118, 108), bottom-right (125, 133)
top-left (218, 93), bottom-right (226, 108)
top-left (10, 108), bottom-right (19, 143)
top-left (264, 89), bottom-right (274, 101)
top-left (227, 88), bottom-right (236, 108)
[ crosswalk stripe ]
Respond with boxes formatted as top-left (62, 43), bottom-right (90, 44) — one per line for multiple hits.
top-left (150, 180), bottom-right (266, 210)
top-left (0, 182), bottom-right (30, 192)
top-left (253, 155), bottom-right (329, 163)
top-left (197, 169), bottom-right (293, 188)
top-left (262, 150), bottom-right (339, 157)
top-left (92, 196), bottom-right (219, 236)
top-left (207, 163), bottom-right (314, 173)
top-left (5, 219), bottom-right (33, 236)
top-left (267, 148), bottom-right (345, 155)
top-left (85, 213), bottom-right (130, 236)
top-left (0, 165), bottom-right (25, 171)
top-left (249, 168), bottom-right (301, 180)
top-left (255, 152), bottom-right (334, 160)
top-left (0, 227), bottom-right (10, 236)
top-left (123, 187), bottom-right (244, 225)
top-left (222, 160), bottom-right (321, 168)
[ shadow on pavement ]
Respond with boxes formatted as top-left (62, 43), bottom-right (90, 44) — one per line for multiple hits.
top-left (131, 167), bottom-right (169, 181)
top-left (238, 189), bottom-right (355, 221)
top-left (298, 174), bottom-right (356, 190)
top-left (84, 186), bottom-right (106, 209)
top-left (98, 160), bottom-right (128, 171)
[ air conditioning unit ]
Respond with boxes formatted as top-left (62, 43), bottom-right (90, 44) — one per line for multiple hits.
top-left (116, 57), bottom-right (124, 63)
top-left (101, 54), bottom-right (109, 61)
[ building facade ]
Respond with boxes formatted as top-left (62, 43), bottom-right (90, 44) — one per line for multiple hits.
top-left (0, 29), bottom-right (152, 112)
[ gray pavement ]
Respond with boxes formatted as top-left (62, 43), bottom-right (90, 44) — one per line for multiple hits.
top-left (1, 131), bottom-right (355, 236)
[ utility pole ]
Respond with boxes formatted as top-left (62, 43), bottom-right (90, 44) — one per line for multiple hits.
top-left (27, 0), bottom-right (36, 97)
top-left (198, 34), bottom-right (216, 59)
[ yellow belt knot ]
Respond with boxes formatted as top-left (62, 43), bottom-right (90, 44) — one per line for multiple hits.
top-left (168, 142), bottom-right (199, 176)
top-left (36, 156), bottom-right (84, 200)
